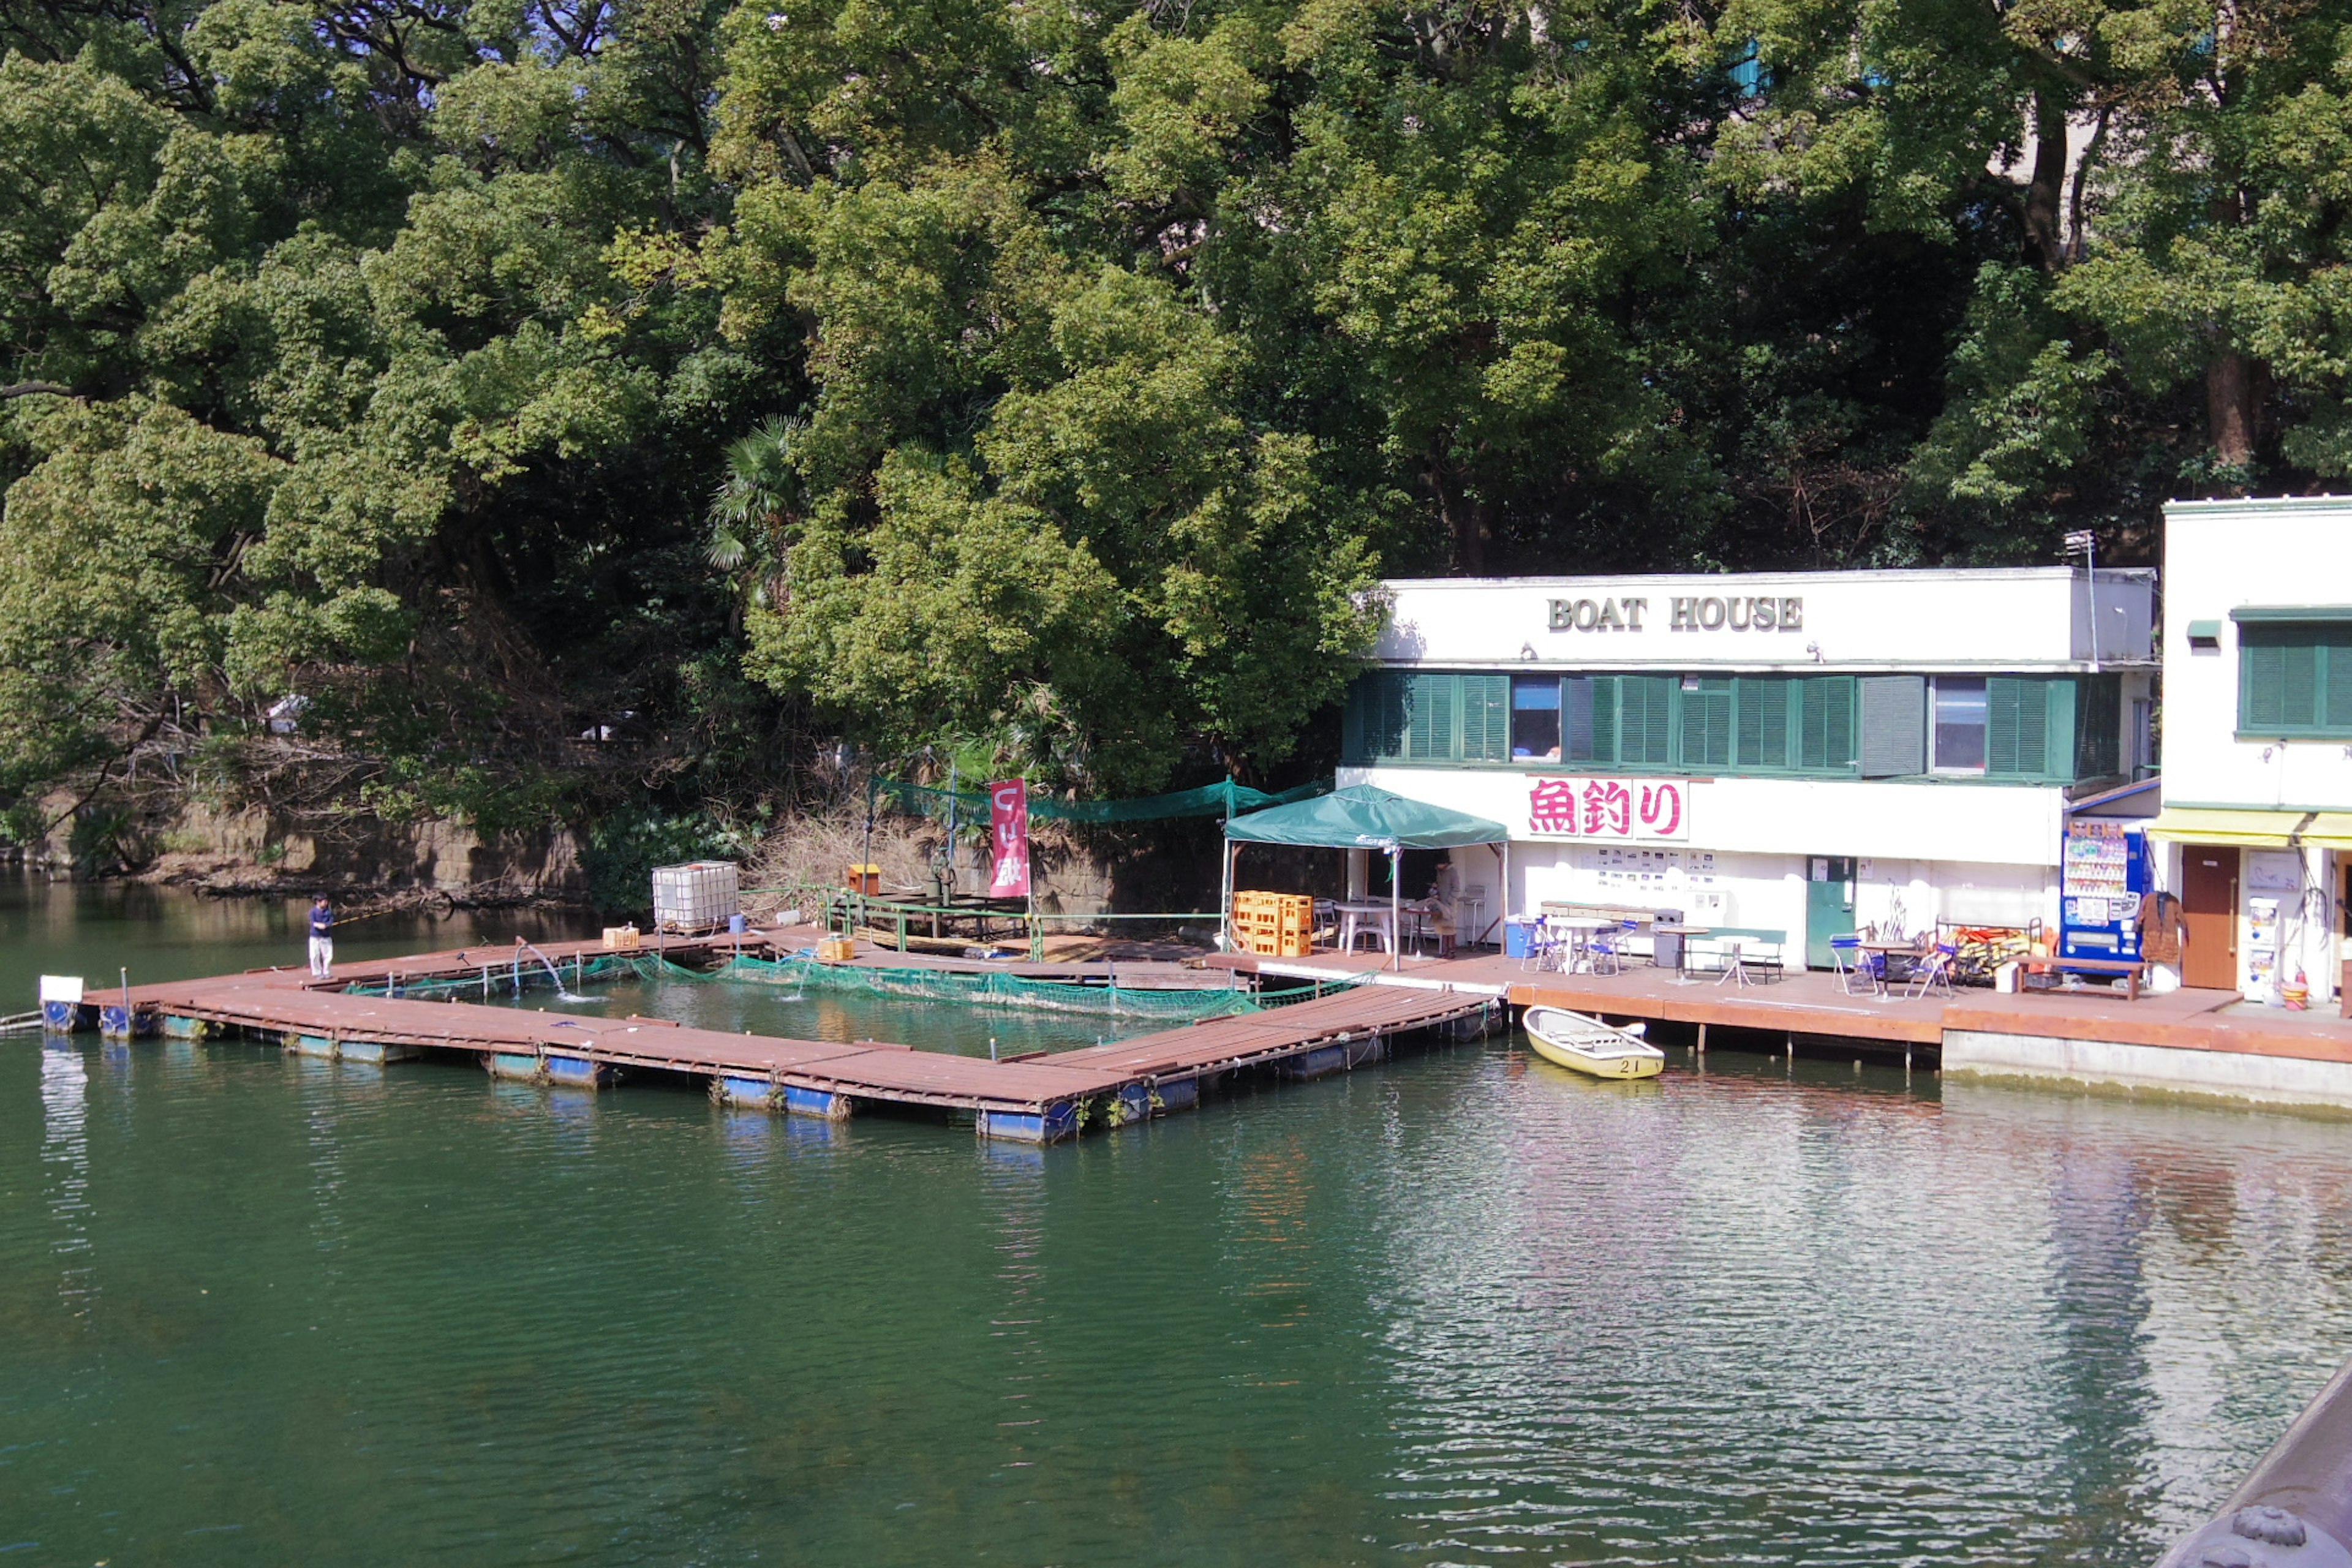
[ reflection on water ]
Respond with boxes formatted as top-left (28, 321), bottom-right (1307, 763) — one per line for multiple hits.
top-left (1, 880), bottom-right (2349, 1566)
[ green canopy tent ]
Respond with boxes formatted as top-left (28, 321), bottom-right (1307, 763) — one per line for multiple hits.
top-left (1223, 785), bottom-right (1510, 970)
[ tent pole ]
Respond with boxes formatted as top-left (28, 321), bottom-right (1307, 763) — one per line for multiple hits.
top-left (1390, 848), bottom-right (1401, 972)
top-left (1223, 842), bottom-right (1242, 949)
top-left (1499, 839), bottom-right (1510, 948)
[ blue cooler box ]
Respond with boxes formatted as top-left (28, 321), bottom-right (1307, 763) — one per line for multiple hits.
top-left (1504, 918), bottom-right (1539, 959)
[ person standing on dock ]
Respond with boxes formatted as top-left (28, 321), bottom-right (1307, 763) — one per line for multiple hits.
top-left (308, 897), bottom-right (335, 979)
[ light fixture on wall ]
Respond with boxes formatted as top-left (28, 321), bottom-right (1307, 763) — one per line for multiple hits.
top-left (1519, 643), bottom-right (1537, 662)
top-left (1804, 641), bottom-right (1823, 663)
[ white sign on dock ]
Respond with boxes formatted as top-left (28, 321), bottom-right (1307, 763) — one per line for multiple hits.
top-left (39, 975), bottom-right (84, 1004)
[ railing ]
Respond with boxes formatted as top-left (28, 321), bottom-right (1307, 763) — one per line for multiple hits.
top-left (745, 884), bottom-right (1224, 961)
top-left (2154, 1351), bottom-right (2352, 1567)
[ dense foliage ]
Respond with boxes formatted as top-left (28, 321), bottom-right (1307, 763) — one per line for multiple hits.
top-left (2, 0), bottom-right (2347, 835)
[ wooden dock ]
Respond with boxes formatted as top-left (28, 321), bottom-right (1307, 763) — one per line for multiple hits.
top-left (78, 929), bottom-right (1496, 1142)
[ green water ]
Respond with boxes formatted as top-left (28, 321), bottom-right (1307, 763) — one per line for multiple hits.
top-left (6, 879), bottom-right (2352, 1566)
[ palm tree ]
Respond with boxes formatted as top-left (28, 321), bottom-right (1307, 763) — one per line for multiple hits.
top-left (707, 415), bottom-right (805, 611)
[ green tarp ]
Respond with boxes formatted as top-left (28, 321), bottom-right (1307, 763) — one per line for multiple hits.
top-left (1220, 784), bottom-right (1507, 850)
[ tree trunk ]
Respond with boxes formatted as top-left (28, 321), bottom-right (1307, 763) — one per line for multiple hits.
top-left (2206, 351), bottom-right (2260, 469)
top-left (2022, 86), bottom-right (2071, 273)
top-left (1427, 453), bottom-right (1488, 575)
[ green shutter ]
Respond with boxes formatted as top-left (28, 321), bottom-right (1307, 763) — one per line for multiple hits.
top-left (1859, 676), bottom-right (1925, 777)
top-left (1681, 679), bottom-right (1732, 769)
top-left (1735, 677), bottom-right (1789, 768)
top-left (1371, 673), bottom-right (1409, 760)
top-left (1616, 676), bottom-right (1672, 766)
top-left (1985, 677), bottom-right (2048, 777)
top-left (1564, 676), bottom-right (1612, 764)
top-left (2244, 638), bottom-right (2285, 729)
top-left (2284, 641), bottom-right (2320, 728)
top-left (1986, 679), bottom-right (2021, 775)
top-left (1404, 673), bottom-right (1455, 760)
top-left (1460, 675), bottom-right (1509, 762)
top-left (2330, 630), bottom-right (2352, 728)
top-left (2070, 675), bottom-right (2116, 779)
top-left (1799, 676), bottom-right (1855, 771)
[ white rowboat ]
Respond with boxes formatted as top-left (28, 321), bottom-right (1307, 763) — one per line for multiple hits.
top-left (1523, 1005), bottom-right (1665, 1080)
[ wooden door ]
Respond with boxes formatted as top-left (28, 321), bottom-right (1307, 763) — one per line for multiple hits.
top-left (2180, 846), bottom-right (2240, 991)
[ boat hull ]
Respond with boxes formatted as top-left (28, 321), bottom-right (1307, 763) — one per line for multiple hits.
top-left (1523, 1006), bottom-right (1666, 1080)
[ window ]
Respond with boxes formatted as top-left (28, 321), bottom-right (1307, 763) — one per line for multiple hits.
top-left (1510, 676), bottom-right (1560, 760)
top-left (2239, 622), bottom-right (2352, 735)
top-left (1931, 677), bottom-right (1988, 772)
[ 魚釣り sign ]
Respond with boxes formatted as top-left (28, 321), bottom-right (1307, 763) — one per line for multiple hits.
top-left (1527, 777), bottom-right (1688, 840)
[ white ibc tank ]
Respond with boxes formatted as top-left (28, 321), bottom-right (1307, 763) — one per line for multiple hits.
top-left (651, 861), bottom-right (741, 932)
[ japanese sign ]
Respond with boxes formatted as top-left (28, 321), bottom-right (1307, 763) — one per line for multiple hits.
top-left (988, 779), bottom-right (1031, 897)
top-left (1526, 777), bottom-right (1688, 840)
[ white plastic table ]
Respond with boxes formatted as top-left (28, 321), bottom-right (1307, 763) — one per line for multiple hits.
top-left (1332, 900), bottom-right (1398, 955)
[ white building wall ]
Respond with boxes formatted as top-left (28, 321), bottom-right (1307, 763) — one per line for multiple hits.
top-left (2158, 498), bottom-right (2352, 1001)
top-left (1344, 764), bottom-right (2067, 944)
top-left (2160, 498), bottom-right (2352, 811)
top-left (1379, 568), bottom-right (2152, 672)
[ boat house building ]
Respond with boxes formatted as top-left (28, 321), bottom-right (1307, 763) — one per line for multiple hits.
top-left (2147, 498), bottom-right (2352, 1006)
top-left (1337, 568), bottom-right (2155, 968)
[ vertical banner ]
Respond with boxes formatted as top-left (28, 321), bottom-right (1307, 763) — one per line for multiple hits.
top-left (989, 779), bottom-right (1031, 897)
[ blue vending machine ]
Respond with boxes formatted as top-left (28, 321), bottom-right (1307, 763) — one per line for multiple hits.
top-left (2060, 819), bottom-right (2149, 962)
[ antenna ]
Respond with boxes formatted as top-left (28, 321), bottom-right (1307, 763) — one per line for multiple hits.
top-left (2064, 530), bottom-right (2099, 671)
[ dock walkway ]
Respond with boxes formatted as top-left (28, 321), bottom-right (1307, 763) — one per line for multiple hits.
top-left (92, 929), bottom-right (1493, 1142)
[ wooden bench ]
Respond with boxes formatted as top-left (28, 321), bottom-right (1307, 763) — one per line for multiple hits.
top-left (2026, 955), bottom-right (2148, 1002)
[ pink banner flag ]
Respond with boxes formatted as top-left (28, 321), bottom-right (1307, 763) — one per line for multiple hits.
top-left (989, 779), bottom-right (1031, 897)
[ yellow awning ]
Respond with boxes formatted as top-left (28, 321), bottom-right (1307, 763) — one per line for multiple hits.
top-left (2144, 807), bottom-right (2352, 850)
top-left (2304, 813), bottom-right (2352, 851)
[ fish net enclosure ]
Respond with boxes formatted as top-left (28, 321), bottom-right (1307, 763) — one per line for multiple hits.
top-left (347, 951), bottom-right (1363, 1023)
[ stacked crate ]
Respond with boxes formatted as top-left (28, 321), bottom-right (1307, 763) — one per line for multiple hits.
top-left (1233, 891), bottom-right (1315, 957)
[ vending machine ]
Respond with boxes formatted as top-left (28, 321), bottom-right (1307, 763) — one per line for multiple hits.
top-left (2059, 820), bottom-right (2149, 961)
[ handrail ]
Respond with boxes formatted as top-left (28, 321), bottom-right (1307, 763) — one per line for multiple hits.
top-left (2154, 1351), bottom-right (2352, 1567)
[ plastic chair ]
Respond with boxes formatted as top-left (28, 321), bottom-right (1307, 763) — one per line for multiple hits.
top-left (1904, 943), bottom-right (1958, 1000)
top-left (1586, 922), bottom-right (1630, 977)
top-left (1518, 916), bottom-right (1558, 973)
top-left (1460, 884), bottom-right (1488, 946)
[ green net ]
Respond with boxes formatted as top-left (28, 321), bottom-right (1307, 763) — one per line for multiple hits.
top-left (348, 950), bottom-right (1362, 1023)
top-left (872, 776), bottom-right (1327, 825)
top-left (630, 951), bottom-right (1275, 1022)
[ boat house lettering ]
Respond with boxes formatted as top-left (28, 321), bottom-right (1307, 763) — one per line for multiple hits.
top-left (1547, 595), bottom-right (1803, 632)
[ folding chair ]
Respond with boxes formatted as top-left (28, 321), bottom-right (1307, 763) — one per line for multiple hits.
top-left (1830, 936), bottom-right (1883, 997)
top-left (1904, 942), bottom-right (1957, 1000)
top-left (1586, 920), bottom-right (1635, 977)
top-left (1518, 916), bottom-right (1562, 973)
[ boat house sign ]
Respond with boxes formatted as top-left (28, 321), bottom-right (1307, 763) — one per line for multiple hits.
top-left (1548, 595), bottom-right (1803, 633)
top-left (1529, 778), bottom-right (1689, 840)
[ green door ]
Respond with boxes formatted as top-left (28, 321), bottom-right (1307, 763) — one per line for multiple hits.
top-left (1804, 857), bottom-right (1856, 970)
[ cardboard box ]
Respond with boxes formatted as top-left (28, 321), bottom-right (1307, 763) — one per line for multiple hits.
top-left (816, 936), bottom-right (857, 963)
top-left (601, 925), bottom-right (642, 951)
